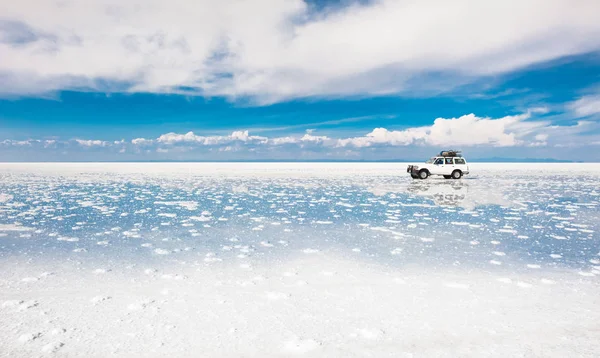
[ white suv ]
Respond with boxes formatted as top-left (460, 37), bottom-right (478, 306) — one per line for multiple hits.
top-left (407, 151), bottom-right (470, 179)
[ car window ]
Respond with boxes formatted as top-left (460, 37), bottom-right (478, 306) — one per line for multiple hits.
top-left (455, 158), bottom-right (465, 165)
top-left (434, 158), bottom-right (444, 165)
top-left (445, 158), bottom-right (453, 164)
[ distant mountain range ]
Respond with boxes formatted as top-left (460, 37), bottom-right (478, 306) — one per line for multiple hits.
top-left (469, 157), bottom-right (581, 163)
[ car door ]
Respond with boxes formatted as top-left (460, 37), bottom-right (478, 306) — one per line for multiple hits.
top-left (444, 158), bottom-right (455, 175)
top-left (431, 158), bottom-right (445, 174)
top-left (454, 157), bottom-right (466, 172)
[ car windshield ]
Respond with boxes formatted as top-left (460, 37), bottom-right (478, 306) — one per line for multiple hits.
top-left (425, 158), bottom-right (435, 163)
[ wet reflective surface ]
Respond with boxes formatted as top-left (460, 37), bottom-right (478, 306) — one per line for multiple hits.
top-left (1, 163), bottom-right (598, 271)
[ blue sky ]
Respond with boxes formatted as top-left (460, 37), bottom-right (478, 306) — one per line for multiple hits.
top-left (1, 0), bottom-right (600, 161)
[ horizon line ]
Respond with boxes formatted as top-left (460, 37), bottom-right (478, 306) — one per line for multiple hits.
top-left (0, 159), bottom-right (591, 164)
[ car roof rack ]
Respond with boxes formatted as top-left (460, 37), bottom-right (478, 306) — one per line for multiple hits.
top-left (439, 150), bottom-right (462, 157)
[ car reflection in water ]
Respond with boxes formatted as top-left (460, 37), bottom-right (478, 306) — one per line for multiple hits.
top-left (406, 179), bottom-right (470, 207)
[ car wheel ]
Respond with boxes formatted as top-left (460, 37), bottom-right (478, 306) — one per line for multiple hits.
top-left (418, 169), bottom-right (429, 179)
top-left (443, 175), bottom-right (451, 179)
top-left (451, 170), bottom-right (462, 179)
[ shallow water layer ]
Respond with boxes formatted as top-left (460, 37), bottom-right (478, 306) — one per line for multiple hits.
top-left (1, 163), bottom-right (599, 357)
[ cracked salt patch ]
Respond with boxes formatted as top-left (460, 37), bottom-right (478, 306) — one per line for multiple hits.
top-left (1, 163), bottom-right (600, 357)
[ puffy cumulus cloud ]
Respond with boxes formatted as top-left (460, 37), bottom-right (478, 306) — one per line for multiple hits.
top-left (338, 127), bottom-right (428, 147)
top-left (297, 133), bottom-right (331, 144)
top-left (131, 138), bottom-right (153, 146)
top-left (425, 113), bottom-right (541, 147)
top-left (156, 132), bottom-right (197, 145)
top-left (1, 0), bottom-right (600, 102)
top-left (337, 112), bottom-right (550, 148)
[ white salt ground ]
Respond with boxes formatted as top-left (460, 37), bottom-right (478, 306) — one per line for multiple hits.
top-left (1, 255), bottom-right (599, 357)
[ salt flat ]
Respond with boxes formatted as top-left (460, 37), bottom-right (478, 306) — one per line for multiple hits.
top-left (1, 163), bottom-right (599, 357)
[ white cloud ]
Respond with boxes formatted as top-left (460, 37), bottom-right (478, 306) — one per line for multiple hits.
top-left (337, 112), bottom-right (551, 148)
top-left (0, 139), bottom-right (59, 147)
top-left (1, 139), bottom-right (33, 146)
top-left (528, 134), bottom-right (549, 147)
top-left (1, 0), bottom-right (600, 102)
top-left (75, 139), bottom-right (109, 147)
top-left (155, 130), bottom-right (267, 145)
top-left (269, 136), bottom-right (299, 145)
top-left (569, 93), bottom-right (600, 117)
top-left (298, 133), bottom-right (330, 143)
top-left (230, 131), bottom-right (255, 142)
top-left (156, 132), bottom-right (198, 144)
top-left (337, 127), bottom-right (428, 147)
top-left (267, 131), bottom-right (332, 145)
top-left (427, 113), bottom-right (528, 147)
top-left (131, 138), bottom-right (153, 146)
top-left (43, 140), bottom-right (57, 148)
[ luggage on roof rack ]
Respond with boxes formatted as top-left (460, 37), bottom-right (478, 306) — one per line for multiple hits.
top-left (439, 150), bottom-right (462, 157)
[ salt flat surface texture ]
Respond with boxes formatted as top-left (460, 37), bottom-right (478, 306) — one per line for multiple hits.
top-left (0, 163), bottom-right (599, 357)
